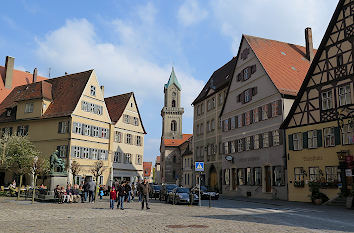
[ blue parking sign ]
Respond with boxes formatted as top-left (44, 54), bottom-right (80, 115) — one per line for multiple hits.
top-left (195, 162), bottom-right (204, 172)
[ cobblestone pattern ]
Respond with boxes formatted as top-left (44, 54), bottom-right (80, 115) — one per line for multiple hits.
top-left (0, 197), bottom-right (347, 233)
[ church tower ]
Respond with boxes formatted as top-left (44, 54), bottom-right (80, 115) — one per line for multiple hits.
top-left (161, 67), bottom-right (184, 139)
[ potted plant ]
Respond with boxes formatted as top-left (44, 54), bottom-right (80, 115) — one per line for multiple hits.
top-left (294, 180), bottom-right (305, 187)
top-left (308, 181), bottom-right (329, 205)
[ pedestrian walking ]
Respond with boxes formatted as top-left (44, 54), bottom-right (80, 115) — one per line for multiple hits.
top-left (88, 179), bottom-right (96, 203)
top-left (110, 187), bottom-right (117, 209)
top-left (126, 182), bottom-right (132, 203)
top-left (131, 182), bottom-right (135, 201)
top-left (117, 182), bottom-right (126, 210)
top-left (137, 180), bottom-right (143, 202)
top-left (140, 179), bottom-right (151, 210)
top-left (83, 181), bottom-right (89, 202)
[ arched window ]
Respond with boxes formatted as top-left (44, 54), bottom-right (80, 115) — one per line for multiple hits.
top-left (171, 120), bottom-right (177, 131)
top-left (172, 100), bottom-right (176, 107)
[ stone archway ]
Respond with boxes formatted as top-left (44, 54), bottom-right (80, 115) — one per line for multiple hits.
top-left (209, 165), bottom-right (218, 190)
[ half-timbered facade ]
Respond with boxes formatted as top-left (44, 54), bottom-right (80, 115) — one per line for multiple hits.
top-left (281, 0), bottom-right (354, 202)
top-left (220, 32), bottom-right (315, 200)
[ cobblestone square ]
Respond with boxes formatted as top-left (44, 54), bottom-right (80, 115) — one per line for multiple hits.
top-left (1, 197), bottom-right (353, 233)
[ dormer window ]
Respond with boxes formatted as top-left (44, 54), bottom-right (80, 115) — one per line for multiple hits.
top-left (90, 85), bottom-right (96, 96)
top-left (25, 103), bottom-right (34, 113)
top-left (6, 109), bottom-right (11, 117)
top-left (243, 68), bottom-right (249, 80)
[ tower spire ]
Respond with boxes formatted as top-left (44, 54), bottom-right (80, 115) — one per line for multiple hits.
top-left (164, 66), bottom-right (181, 91)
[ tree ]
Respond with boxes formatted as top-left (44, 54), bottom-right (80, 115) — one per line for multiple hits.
top-left (90, 161), bottom-right (105, 199)
top-left (0, 133), bottom-right (10, 167)
top-left (31, 153), bottom-right (50, 203)
top-left (5, 135), bottom-right (40, 200)
top-left (70, 160), bottom-right (81, 185)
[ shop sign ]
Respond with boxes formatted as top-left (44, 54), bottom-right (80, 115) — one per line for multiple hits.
top-left (345, 169), bottom-right (352, 177)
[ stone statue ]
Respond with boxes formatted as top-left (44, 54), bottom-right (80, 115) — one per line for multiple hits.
top-left (50, 150), bottom-right (65, 173)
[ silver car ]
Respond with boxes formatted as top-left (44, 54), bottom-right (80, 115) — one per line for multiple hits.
top-left (167, 187), bottom-right (199, 205)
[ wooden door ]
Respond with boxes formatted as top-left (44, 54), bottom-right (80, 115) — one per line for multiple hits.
top-left (210, 171), bottom-right (217, 190)
top-left (265, 166), bottom-right (271, 193)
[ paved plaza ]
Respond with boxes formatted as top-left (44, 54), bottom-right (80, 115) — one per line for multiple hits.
top-left (0, 196), bottom-right (353, 233)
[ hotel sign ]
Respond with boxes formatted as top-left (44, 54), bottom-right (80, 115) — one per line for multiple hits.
top-left (303, 156), bottom-right (323, 162)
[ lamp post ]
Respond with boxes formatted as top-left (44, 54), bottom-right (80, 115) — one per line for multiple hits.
top-left (32, 155), bottom-right (38, 204)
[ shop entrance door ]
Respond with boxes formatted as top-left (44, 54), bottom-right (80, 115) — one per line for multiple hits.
top-left (265, 166), bottom-right (272, 193)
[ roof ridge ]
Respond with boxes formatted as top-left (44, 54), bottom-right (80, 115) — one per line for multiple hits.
top-left (48, 69), bottom-right (93, 81)
top-left (104, 92), bottom-right (133, 100)
top-left (243, 34), bottom-right (307, 49)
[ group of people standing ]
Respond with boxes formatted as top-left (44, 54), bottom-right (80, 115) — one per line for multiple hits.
top-left (109, 179), bottom-right (151, 210)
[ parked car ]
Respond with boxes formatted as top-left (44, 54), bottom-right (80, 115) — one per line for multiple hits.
top-left (192, 186), bottom-right (219, 200)
top-left (159, 184), bottom-right (178, 202)
top-left (150, 185), bottom-right (161, 199)
top-left (167, 187), bottom-right (199, 205)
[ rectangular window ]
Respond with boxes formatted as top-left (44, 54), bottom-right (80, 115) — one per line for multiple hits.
top-left (133, 117), bottom-right (139, 126)
top-left (25, 103), bottom-right (34, 113)
top-left (230, 117), bottom-right (235, 129)
top-left (136, 154), bottom-right (142, 165)
top-left (262, 105), bottom-right (268, 120)
top-left (90, 85), bottom-right (96, 96)
top-left (124, 153), bottom-right (132, 164)
top-left (338, 85), bottom-right (352, 106)
top-left (74, 122), bottom-right (82, 134)
top-left (83, 124), bottom-right (91, 136)
top-left (253, 108), bottom-right (259, 123)
top-left (82, 147), bottom-right (90, 159)
top-left (273, 166), bottom-right (285, 186)
top-left (136, 135), bottom-right (142, 146)
top-left (263, 132), bottom-right (269, 148)
top-left (308, 130), bottom-right (318, 148)
top-left (114, 131), bottom-right (122, 142)
top-left (101, 128), bottom-right (108, 139)
top-left (212, 97), bottom-right (215, 109)
top-left (237, 168), bottom-right (246, 185)
top-left (124, 114), bottom-right (130, 123)
top-left (293, 133), bottom-right (303, 151)
top-left (73, 146), bottom-right (81, 158)
top-left (91, 148), bottom-right (98, 160)
top-left (211, 119), bottom-right (215, 131)
top-left (237, 115), bottom-right (242, 128)
top-left (91, 126), bottom-right (99, 137)
top-left (126, 134), bottom-right (132, 144)
top-left (245, 137), bottom-right (251, 151)
top-left (244, 89), bottom-right (251, 103)
top-left (273, 130), bottom-right (280, 146)
top-left (2, 127), bottom-right (13, 136)
top-left (321, 90), bottom-right (333, 110)
top-left (294, 167), bottom-right (304, 182)
top-left (342, 124), bottom-right (354, 145)
top-left (254, 167), bottom-right (262, 186)
top-left (114, 152), bottom-right (119, 163)
top-left (17, 125), bottom-right (29, 136)
top-left (58, 121), bottom-right (69, 134)
top-left (325, 166), bottom-right (338, 183)
top-left (324, 127), bottom-right (335, 147)
top-left (117, 152), bottom-right (122, 163)
top-left (309, 167), bottom-right (320, 182)
top-left (223, 142), bottom-right (228, 154)
top-left (223, 119), bottom-right (228, 132)
top-left (206, 121), bottom-right (211, 132)
top-left (218, 93), bottom-right (223, 105)
top-left (254, 134), bottom-right (259, 149)
top-left (237, 139), bottom-right (243, 152)
top-left (272, 101), bottom-right (278, 117)
top-left (246, 167), bottom-right (252, 185)
top-left (57, 145), bottom-right (68, 158)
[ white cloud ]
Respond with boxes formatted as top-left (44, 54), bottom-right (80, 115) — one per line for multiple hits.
top-left (210, 0), bottom-right (338, 53)
top-left (178, 0), bottom-right (208, 27)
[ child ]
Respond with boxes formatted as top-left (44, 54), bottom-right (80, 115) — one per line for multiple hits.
top-left (109, 187), bottom-right (117, 209)
top-left (99, 189), bottom-right (104, 200)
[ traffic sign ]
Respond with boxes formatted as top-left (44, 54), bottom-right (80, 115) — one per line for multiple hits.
top-left (195, 162), bottom-right (204, 172)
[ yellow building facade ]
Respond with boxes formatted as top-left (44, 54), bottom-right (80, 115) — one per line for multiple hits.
top-left (282, 0), bottom-right (354, 202)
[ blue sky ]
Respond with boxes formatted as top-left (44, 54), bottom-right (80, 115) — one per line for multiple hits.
top-left (1, 0), bottom-right (338, 163)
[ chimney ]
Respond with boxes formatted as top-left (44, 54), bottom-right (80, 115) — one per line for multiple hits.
top-left (100, 85), bottom-right (104, 97)
top-left (33, 68), bottom-right (38, 83)
top-left (4, 56), bottom-right (14, 89)
top-left (305, 27), bottom-right (314, 63)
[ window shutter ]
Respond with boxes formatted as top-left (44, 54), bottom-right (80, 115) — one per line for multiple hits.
top-left (250, 110), bottom-right (254, 124)
top-left (71, 146), bottom-right (75, 157)
top-left (237, 94), bottom-right (241, 103)
top-left (303, 132), bottom-right (308, 149)
top-left (259, 134), bottom-right (263, 149)
top-left (277, 100), bottom-right (282, 115)
top-left (222, 120), bottom-right (225, 132)
top-left (58, 122), bottom-right (62, 133)
top-left (242, 138), bottom-right (246, 150)
top-left (237, 73), bottom-right (242, 81)
top-left (228, 141), bottom-right (232, 154)
top-left (72, 122), bottom-right (76, 133)
top-left (334, 127), bottom-right (341, 145)
top-left (250, 136), bottom-right (254, 150)
top-left (288, 134), bottom-right (294, 151)
top-left (251, 87), bottom-right (258, 96)
top-left (25, 125), bottom-right (29, 135)
top-left (269, 132), bottom-right (273, 147)
top-left (16, 126), bottom-right (20, 135)
top-left (228, 118), bottom-right (231, 130)
top-left (240, 92), bottom-right (245, 104)
top-left (258, 107), bottom-right (263, 121)
top-left (251, 64), bottom-right (256, 74)
top-left (317, 130), bottom-right (322, 147)
top-left (235, 116), bottom-right (238, 128)
top-left (279, 130), bottom-right (284, 145)
top-left (267, 103), bottom-right (272, 118)
top-left (242, 113), bottom-right (246, 126)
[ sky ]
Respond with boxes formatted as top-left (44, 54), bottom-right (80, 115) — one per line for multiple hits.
top-left (1, 0), bottom-right (339, 164)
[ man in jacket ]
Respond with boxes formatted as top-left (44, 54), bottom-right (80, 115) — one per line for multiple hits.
top-left (88, 179), bottom-right (96, 203)
top-left (117, 182), bottom-right (126, 210)
top-left (140, 179), bottom-right (150, 210)
top-left (83, 181), bottom-right (89, 202)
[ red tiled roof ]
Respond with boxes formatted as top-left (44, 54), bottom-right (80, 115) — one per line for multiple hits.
top-left (0, 70), bottom-right (92, 122)
top-left (156, 156), bottom-right (160, 164)
top-left (163, 134), bottom-right (193, 147)
top-left (104, 92), bottom-right (132, 123)
top-left (0, 66), bottom-right (47, 103)
top-left (104, 92), bottom-right (147, 134)
top-left (143, 162), bottom-right (152, 177)
top-left (245, 35), bottom-right (316, 96)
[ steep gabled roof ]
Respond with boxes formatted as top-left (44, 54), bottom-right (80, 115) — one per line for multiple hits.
top-left (192, 57), bottom-right (237, 105)
top-left (104, 92), bottom-right (147, 134)
top-left (0, 70), bottom-right (93, 122)
top-left (0, 66), bottom-right (47, 103)
top-left (163, 134), bottom-right (193, 147)
top-left (245, 35), bottom-right (316, 96)
top-left (281, 0), bottom-right (345, 129)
